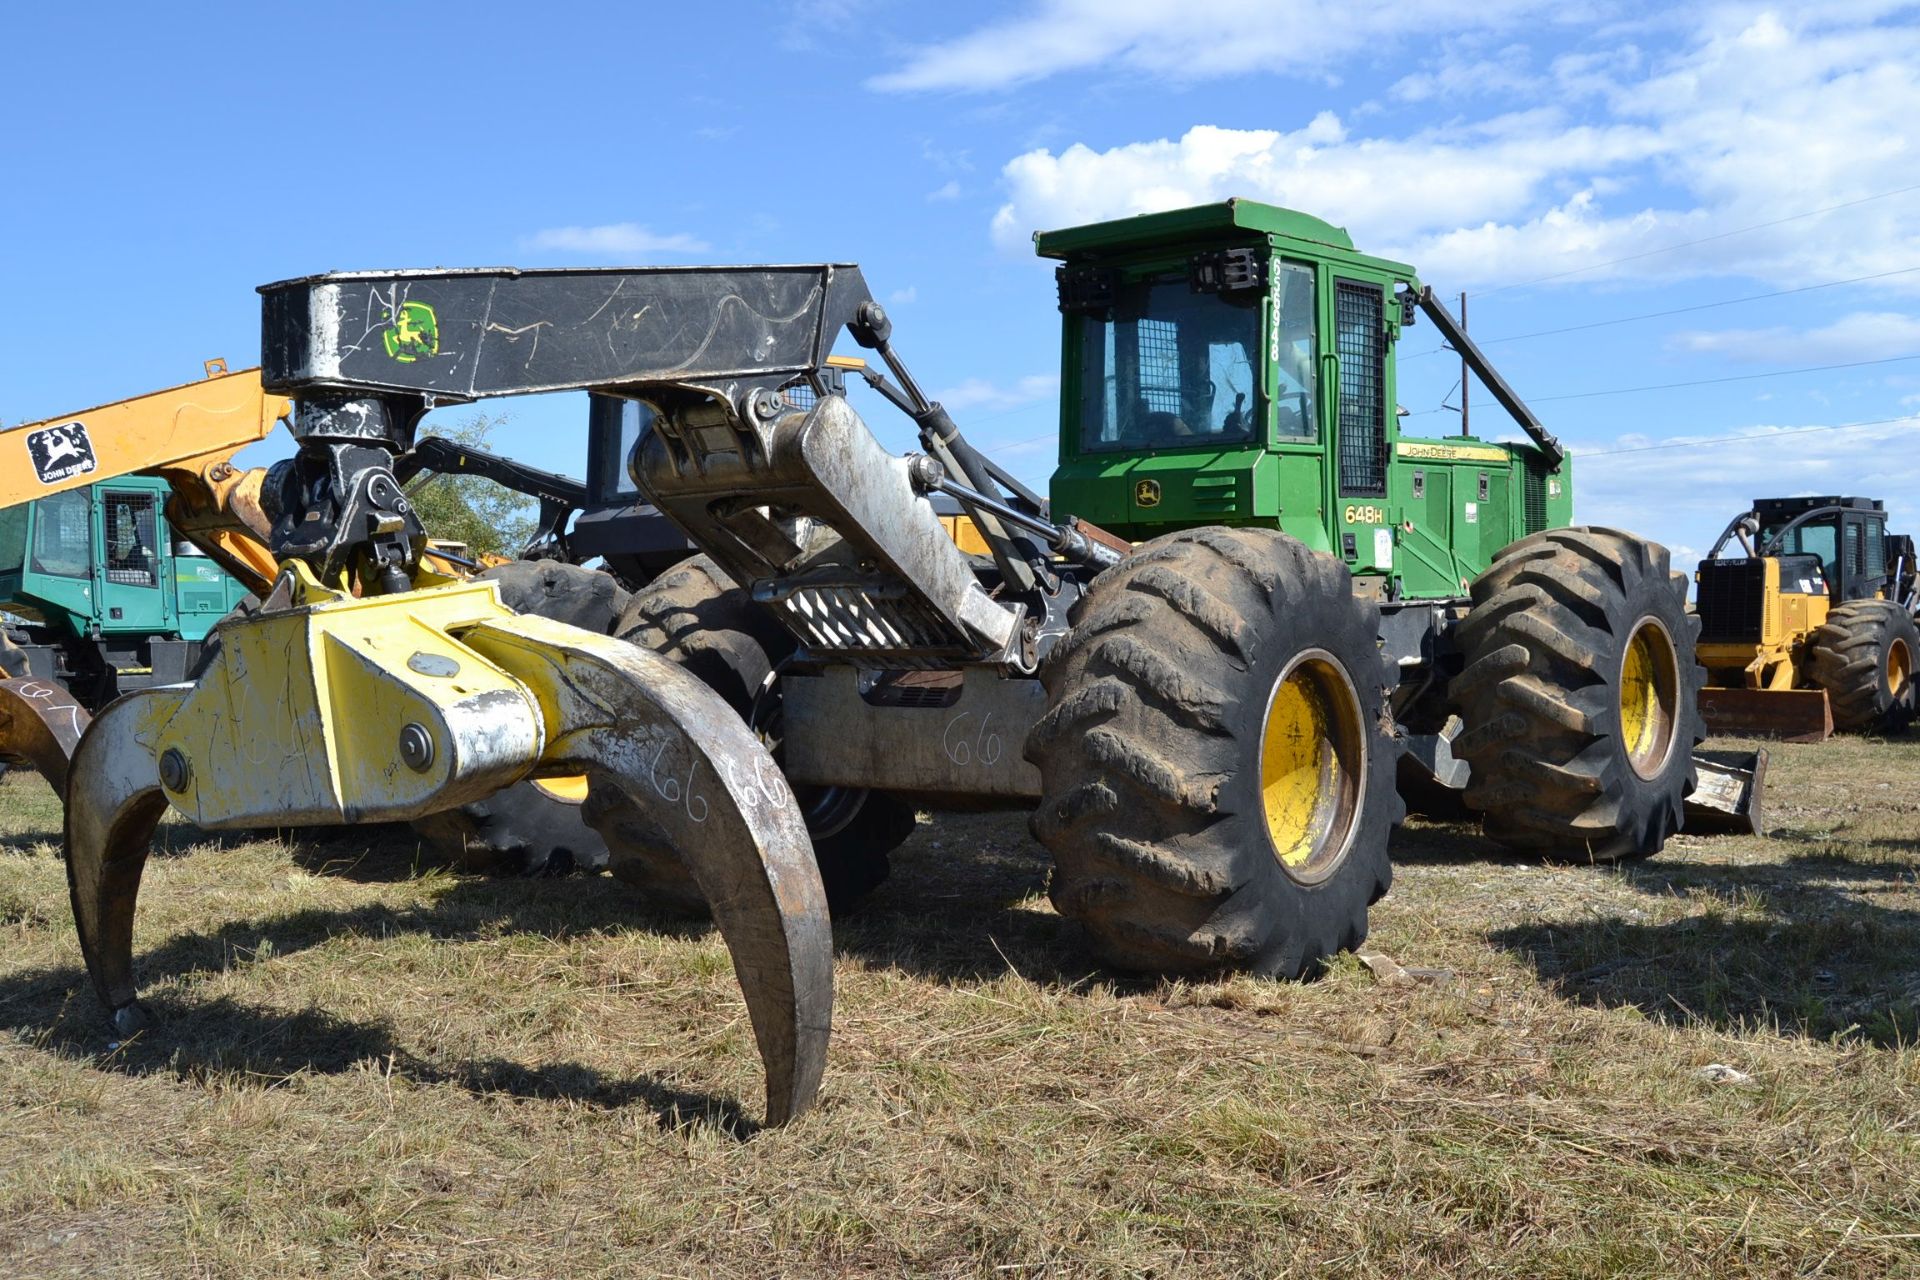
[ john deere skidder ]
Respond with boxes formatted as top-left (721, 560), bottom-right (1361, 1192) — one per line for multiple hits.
top-left (31, 199), bottom-right (1709, 1126)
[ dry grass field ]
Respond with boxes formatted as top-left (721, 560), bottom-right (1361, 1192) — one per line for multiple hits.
top-left (1, 737), bottom-right (1917, 1278)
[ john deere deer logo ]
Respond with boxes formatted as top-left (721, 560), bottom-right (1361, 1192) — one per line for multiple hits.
top-left (1134, 478), bottom-right (1162, 508)
top-left (381, 300), bottom-right (440, 364)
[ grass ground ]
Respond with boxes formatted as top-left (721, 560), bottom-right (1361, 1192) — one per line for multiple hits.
top-left (1, 737), bottom-right (1917, 1278)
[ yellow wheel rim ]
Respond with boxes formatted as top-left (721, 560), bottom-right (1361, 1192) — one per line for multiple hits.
top-left (531, 775), bottom-right (590, 804)
top-left (1259, 651), bottom-right (1365, 884)
top-left (1619, 618), bottom-right (1680, 780)
top-left (1888, 638), bottom-right (1911, 698)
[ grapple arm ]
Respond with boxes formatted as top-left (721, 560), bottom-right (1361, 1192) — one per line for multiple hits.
top-left (61, 579), bottom-right (832, 1126)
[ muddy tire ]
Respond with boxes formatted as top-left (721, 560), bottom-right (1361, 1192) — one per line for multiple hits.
top-left (589, 553), bottom-right (914, 911)
top-left (1450, 527), bottom-right (1703, 860)
top-left (1027, 528), bottom-right (1400, 978)
top-left (409, 561), bottom-right (630, 876)
top-left (1808, 600), bottom-right (1919, 732)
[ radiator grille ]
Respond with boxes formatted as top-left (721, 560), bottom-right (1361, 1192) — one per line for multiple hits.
top-left (1523, 458), bottom-right (1550, 533)
top-left (1336, 282), bottom-right (1385, 496)
top-left (1695, 559), bottom-right (1765, 643)
top-left (776, 585), bottom-right (973, 667)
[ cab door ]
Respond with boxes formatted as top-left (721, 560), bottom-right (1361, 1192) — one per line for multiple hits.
top-left (1329, 277), bottom-right (1392, 573)
top-left (94, 487), bottom-right (169, 635)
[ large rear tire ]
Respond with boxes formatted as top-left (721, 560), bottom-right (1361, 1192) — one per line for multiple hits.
top-left (409, 561), bottom-right (629, 876)
top-left (589, 553), bottom-right (916, 911)
top-left (1450, 527), bottom-right (1703, 860)
top-left (1027, 528), bottom-right (1400, 978)
top-left (1808, 600), bottom-right (1919, 732)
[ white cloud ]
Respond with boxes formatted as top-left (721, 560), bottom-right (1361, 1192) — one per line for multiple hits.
top-left (869, 0), bottom-right (1551, 93)
top-left (932, 374), bottom-right (1060, 413)
top-left (989, 8), bottom-right (1920, 291)
top-left (888, 286), bottom-right (919, 305)
top-left (1391, 41), bottom-right (1539, 102)
top-left (1670, 312), bottom-right (1920, 364)
top-left (1573, 414), bottom-right (1920, 564)
top-left (524, 223), bottom-right (710, 256)
top-left (927, 180), bottom-right (963, 202)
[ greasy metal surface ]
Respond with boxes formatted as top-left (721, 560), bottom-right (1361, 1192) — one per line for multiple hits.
top-left (61, 597), bottom-right (829, 1127)
top-left (639, 395), bottom-right (1019, 666)
top-left (150, 577), bottom-right (540, 827)
top-left (260, 266), bottom-right (873, 400)
top-left (1698, 687), bottom-right (1834, 743)
top-left (260, 264), bottom-right (1022, 669)
top-left (0, 676), bottom-right (92, 794)
top-left (458, 615), bottom-right (830, 1126)
top-left (1401, 716), bottom-right (1469, 790)
top-left (1684, 749), bottom-right (1769, 835)
top-left (782, 666), bottom-right (1046, 799)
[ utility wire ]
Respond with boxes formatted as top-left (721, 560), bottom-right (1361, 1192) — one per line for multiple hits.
top-left (1473, 182), bottom-right (1920, 298)
top-left (1401, 263), bottom-right (1920, 362)
top-left (1405, 352), bottom-right (1920, 416)
top-left (1578, 412), bottom-right (1920, 459)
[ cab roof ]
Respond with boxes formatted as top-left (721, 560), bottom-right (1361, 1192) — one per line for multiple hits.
top-left (1034, 198), bottom-right (1365, 262)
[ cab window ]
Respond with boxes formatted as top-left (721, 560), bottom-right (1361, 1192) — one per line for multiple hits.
top-left (1077, 271), bottom-right (1261, 452)
top-left (1272, 263), bottom-right (1317, 438)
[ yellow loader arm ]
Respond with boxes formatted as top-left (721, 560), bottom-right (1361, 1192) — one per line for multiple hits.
top-left (2, 362), bottom-right (289, 595)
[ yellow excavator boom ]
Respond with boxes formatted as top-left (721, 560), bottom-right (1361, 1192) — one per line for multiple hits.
top-left (2, 363), bottom-right (291, 595)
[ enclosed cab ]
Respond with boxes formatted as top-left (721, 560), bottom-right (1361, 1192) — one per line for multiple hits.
top-left (1696, 495), bottom-right (1920, 736)
top-left (0, 475), bottom-right (249, 705)
top-left (1039, 198), bottom-right (1570, 602)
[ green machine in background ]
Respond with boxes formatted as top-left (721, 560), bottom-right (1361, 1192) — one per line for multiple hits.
top-left (1043, 200), bottom-right (1571, 593)
top-left (1036, 199), bottom-right (1725, 852)
top-left (0, 474), bottom-right (251, 708)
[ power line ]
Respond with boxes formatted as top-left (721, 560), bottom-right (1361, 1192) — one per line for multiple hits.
top-left (1405, 352), bottom-right (1920, 416)
top-left (1474, 182), bottom-right (1920, 298)
top-left (1401, 263), bottom-right (1920, 362)
top-left (1578, 412), bottom-right (1920, 459)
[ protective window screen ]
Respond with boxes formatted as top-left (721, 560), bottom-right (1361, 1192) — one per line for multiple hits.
top-left (1846, 520), bottom-right (1867, 582)
top-left (30, 489), bottom-right (91, 579)
top-left (1866, 522), bottom-right (1887, 578)
top-left (103, 491), bottom-right (159, 586)
top-left (1336, 282), bottom-right (1386, 495)
top-left (1136, 319), bottom-right (1181, 414)
top-left (1077, 271), bottom-right (1261, 452)
top-left (1273, 263), bottom-right (1317, 437)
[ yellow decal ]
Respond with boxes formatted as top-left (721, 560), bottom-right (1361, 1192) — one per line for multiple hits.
top-left (1342, 504), bottom-right (1386, 524)
top-left (1134, 478), bottom-right (1162, 508)
top-left (1395, 440), bottom-right (1509, 463)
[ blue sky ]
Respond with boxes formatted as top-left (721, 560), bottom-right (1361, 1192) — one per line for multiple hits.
top-left (5, 1), bottom-right (1919, 565)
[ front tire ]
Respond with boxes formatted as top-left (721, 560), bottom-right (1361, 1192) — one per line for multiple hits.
top-left (1027, 528), bottom-right (1400, 978)
top-left (1809, 600), bottom-right (1919, 732)
top-left (1450, 527), bottom-right (1703, 860)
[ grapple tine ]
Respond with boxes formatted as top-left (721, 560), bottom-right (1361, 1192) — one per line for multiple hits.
top-left (0, 676), bottom-right (93, 796)
top-left (58, 590), bottom-right (831, 1127)
top-left (62, 692), bottom-right (176, 1036)
top-left (460, 616), bottom-right (832, 1127)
